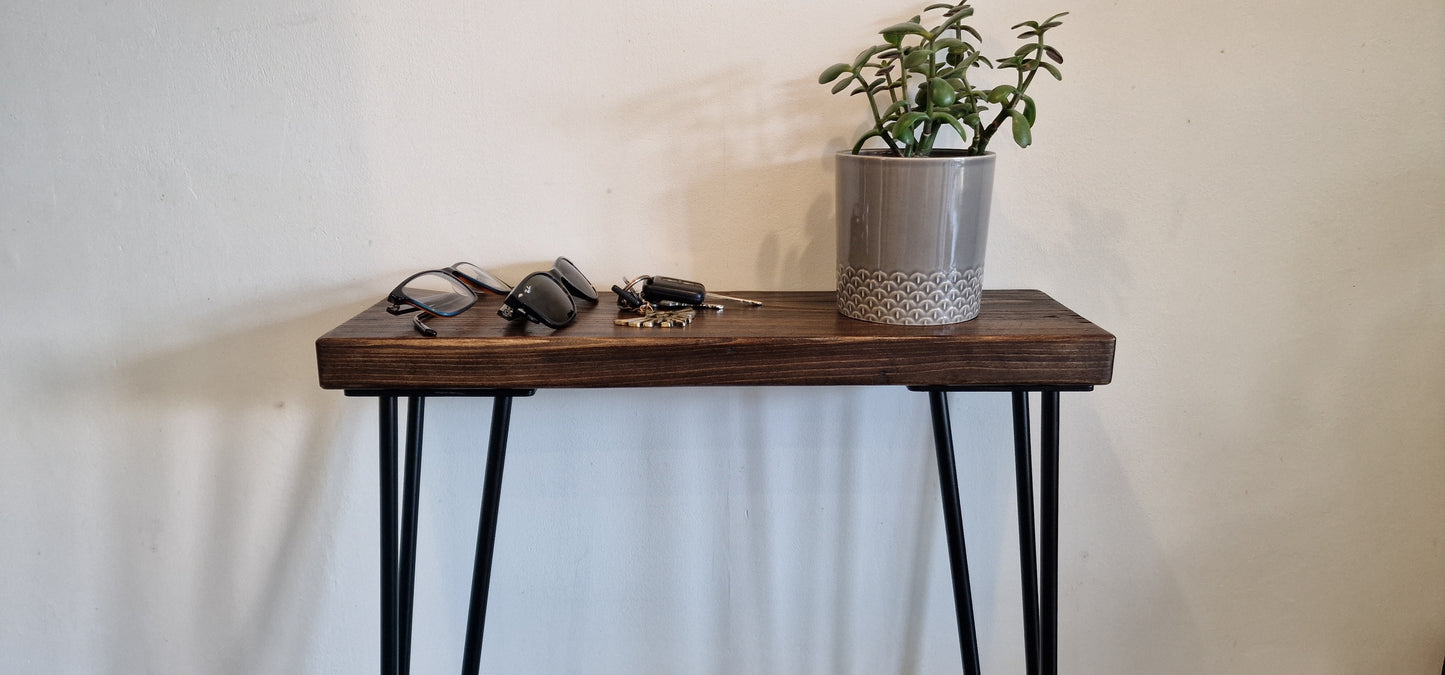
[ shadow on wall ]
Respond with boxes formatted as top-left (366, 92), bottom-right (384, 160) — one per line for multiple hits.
top-left (40, 292), bottom-right (373, 672)
top-left (1061, 399), bottom-right (1207, 673)
top-left (611, 67), bottom-right (838, 290)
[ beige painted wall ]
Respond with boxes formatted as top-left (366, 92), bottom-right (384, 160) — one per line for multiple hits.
top-left (2, 0), bottom-right (1441, 672)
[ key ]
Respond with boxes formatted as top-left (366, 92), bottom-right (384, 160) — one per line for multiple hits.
top-left (613, 307), bottom-right (696, 328)
top-left (654, 300), bottom-right (724, 312)
top-left (704, 292), bottom-right (763, 307)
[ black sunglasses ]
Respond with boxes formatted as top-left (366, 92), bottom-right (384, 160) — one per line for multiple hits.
top-left (496, 257), bottom-right (598, 329)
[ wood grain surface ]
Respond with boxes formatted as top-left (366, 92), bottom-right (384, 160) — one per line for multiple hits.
top-left (316, 290), bottom-right (1115, 390)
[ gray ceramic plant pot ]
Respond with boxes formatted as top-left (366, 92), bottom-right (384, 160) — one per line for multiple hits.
top-left (835, 150), bottom-right (995, 324)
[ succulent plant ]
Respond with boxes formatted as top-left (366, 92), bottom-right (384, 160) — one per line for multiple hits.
top-left (819, 1), bottom-right (1067, 157)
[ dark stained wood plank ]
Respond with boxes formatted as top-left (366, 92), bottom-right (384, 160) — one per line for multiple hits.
top-left (316, 290), bottom-right (1115, 390)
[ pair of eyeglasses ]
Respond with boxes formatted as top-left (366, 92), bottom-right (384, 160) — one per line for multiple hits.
top-left (386, 258), bottom-right (595, 336)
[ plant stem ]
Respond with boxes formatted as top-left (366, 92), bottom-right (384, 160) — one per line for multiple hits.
top-left (920, 34), bottom-right (939, 156)
top-left (858, 73), bottom-right (902, 155)
top-left (977, 33), bottom-right (1045, 154)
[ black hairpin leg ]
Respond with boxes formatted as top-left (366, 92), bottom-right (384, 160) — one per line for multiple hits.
top-left (378, 396), bottom-right (401, 675)
top-left (379, 396), bottom-right (427, 675)
top-left (399, 397), bottom-right (426, 674)
top-left (928, 391), bottom-right (982, 675)
top-left (1012, 392), bottom-right (1041, 675)
top-left (1040, 391), bottom-right (1060, 675)
top-left (461, 395), bottom-right (518, 675)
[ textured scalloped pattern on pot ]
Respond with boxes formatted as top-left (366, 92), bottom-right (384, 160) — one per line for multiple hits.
top-left (836, 264), bottom-right (984, 325)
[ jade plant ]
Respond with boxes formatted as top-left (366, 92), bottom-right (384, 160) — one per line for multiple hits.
top-left (818, 1), bottom-right (1067, 157)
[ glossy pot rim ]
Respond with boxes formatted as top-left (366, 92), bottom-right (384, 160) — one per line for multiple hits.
top-left (836, 149), bottom-right (996, 163)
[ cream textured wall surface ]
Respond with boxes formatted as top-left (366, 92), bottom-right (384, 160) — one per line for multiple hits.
top-left (2, 0), bottom-right (1442, 673)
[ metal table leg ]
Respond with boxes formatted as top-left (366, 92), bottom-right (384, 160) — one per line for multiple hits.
top-left (461, 395), bottom-right (519, 675)
top-left (379, 396), bottom-right (428, 675)
top-left (1040, 391), bottom-right (1060, 675)
top-left (399, 397), bottom-right (426, 674)
top-left (378, 396), bottom-right (400, 675)
top-left (911, 385), bottom-right (1085, 675)
top-left (1012, 392), bottom-right (1041, 675)
top-left (927, 391), bottom-right (983, 675)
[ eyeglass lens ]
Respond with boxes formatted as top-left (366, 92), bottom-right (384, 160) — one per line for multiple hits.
top-left (507, 272), bottom-right (576, 327)
top-left (551, 256), bottom-right (598, 302)
top-left (400, 271), bottom-right (475, 316)
top-left (449, 262), bottom-right (512, 294)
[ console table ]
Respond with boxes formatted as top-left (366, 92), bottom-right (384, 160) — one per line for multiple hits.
top-left (316, 290), bottom-right (1115, 675)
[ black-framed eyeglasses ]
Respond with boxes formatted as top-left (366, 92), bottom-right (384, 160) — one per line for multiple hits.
top-left (386, 262), bottom-right (514, 337)
top-left (496, 257), bottom-right (598, 329)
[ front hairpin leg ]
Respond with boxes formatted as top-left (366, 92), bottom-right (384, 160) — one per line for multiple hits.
top-left (1041, 391), bottom-right (1061, 675)
top-left (378, 396), bottom-right (400, 675)
top-left (1013, 391), bottom-right (1041, 675)
top-left (927, 391), bottom-right (982, 675)
top-left (461, 395), bottom-right (519, 675)
top-left (398, 397), bottom-right (426, 673)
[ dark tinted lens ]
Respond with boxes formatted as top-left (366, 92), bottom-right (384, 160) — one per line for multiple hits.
top-left (399, 271), bottom-right (476, 316)
top-left (551, 257), bottom-right (598, 302)
top-left (506, 272), bottom-right (576, 328)
top-left (449, 262), bottom-right (511, 294)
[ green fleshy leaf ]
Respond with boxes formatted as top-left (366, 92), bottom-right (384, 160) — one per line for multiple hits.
top-left (928, 77), bottom-right (956, 106)
top-left (934, 37), bottom-right (966, 50)
top-left (819, 63), bottom-right (850, 84)
top-left (937, 12), bottom-right (967, 31)
top-left (903, 48), bottom-right (935, 69)
top-left (851, 129), bottom-right (884, 155)
top-left (987, 84), bottom-right (1016, 103)
top-left (1038, 61), bottom-right (1063, 80)
top-left (1044, 46), bottom-right (1064, 64)
top-left (880, 21), bottom-right (932, 42)
top-left (1021, 93), bottom-right (1036, 125)
top-left (931, 111), bottom-right (970, 144)
top-left (891, 120), bottom-right (916, 146)
top-left (831, 78), bottom-right (853, 94)
top-left (1009, 110), bottom-right (1032, 148)
top-left (1011, 20), bottom-right (1040, 30)
top-left (896, 111), bottom-right (927, 131)
top-left (852, 46), bottom-right (884, 70)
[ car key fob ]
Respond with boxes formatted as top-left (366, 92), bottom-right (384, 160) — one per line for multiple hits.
top-left (640, 276), bottom-right (707, 305)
